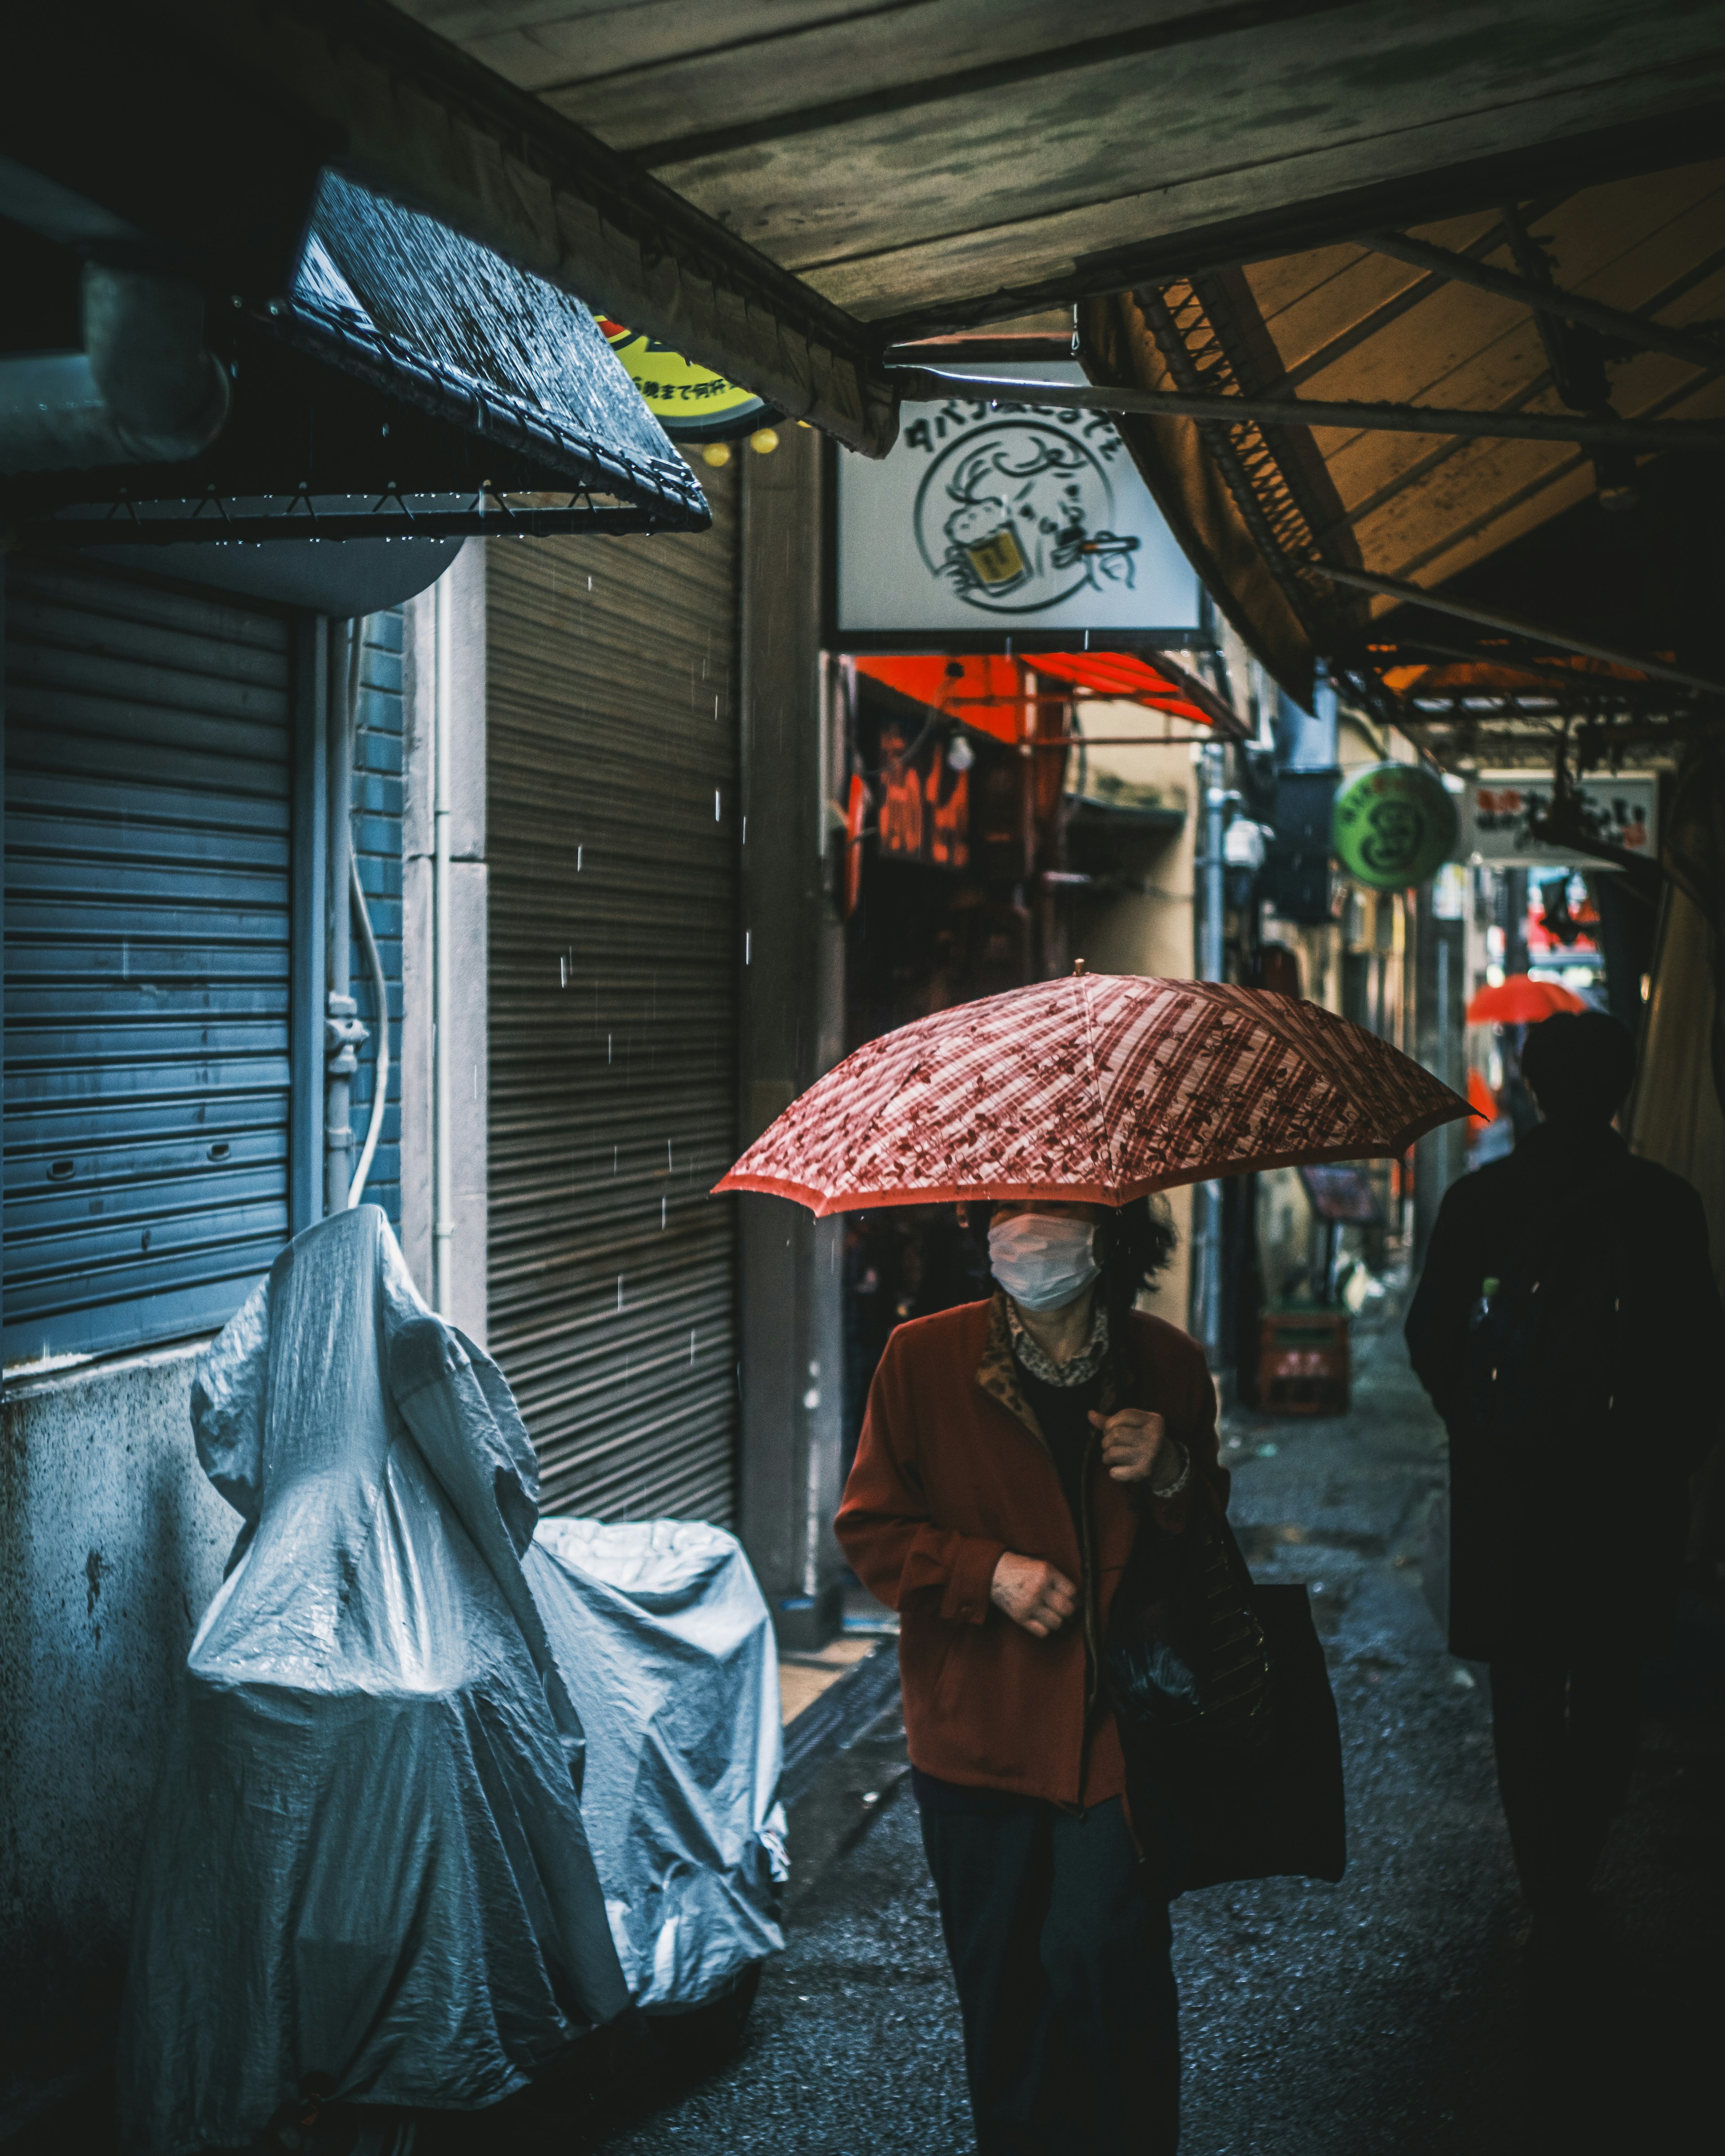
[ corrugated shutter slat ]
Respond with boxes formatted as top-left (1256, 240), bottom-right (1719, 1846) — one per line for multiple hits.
top-left (487, 470), bottom-right (740, 1523)
top-left (3, 557), bottom-right (293, 1364)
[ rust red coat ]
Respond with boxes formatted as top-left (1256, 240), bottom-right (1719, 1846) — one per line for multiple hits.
top-left (836, 1294), bottom-right (1226, 1808)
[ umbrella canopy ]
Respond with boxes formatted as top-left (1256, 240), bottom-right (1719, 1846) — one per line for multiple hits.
top-left (1465, 974), bottom-right (1587, 1025)
top-left (716, 974), bottom-right (1468, 1216)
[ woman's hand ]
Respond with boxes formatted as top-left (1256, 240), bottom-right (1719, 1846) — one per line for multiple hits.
top-left (990, 1551), bottom-right (1079, 1638)
top-left (1089, 1407), bottom-right (1177, 1487)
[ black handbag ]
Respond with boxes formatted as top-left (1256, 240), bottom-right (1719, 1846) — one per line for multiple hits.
top-left (1106, 1495), bottom-right (1346, 1894)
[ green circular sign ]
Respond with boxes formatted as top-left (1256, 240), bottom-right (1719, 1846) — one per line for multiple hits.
top-left (1331, 762), bottom-right (1458, 891)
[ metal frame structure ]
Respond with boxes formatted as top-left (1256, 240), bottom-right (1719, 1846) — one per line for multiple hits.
top-left (1069, 193), bottom-right (1725, 758)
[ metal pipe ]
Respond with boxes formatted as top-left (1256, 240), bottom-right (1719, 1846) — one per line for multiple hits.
top-left (348, 851), bottom-right (390, 1206)
top-left (0, 263), bottom-right (229, 473)
top-left (886, 366), bottom-right (1725, 452)
top-left (1361, 230), bottom-right (1725, 377)
top-left (1313, 563), bottom-right (1725, 699)
top-left (1191, 738), bottom-right (1228, 1367)
top-left (324, 622), bottom-right (363, 1215)
top-left (432, 572), bottom-right (455, 1317)
top-left (347, 610), bottom-right (390, 1210)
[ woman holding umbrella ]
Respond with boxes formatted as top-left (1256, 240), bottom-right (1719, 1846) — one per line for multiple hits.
top-left (718, 967), bottom-right (1468, 2154)
top-left (838, 1191), bottom-right (1214, 2155)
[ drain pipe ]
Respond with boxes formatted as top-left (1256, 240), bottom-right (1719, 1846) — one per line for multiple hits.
top-left (1191, 737), bottom-right (1229, 1368)
top-left (325, 622), bottom-right (367, 1213)
top-left (347, 617), bottom-right (390, 1209)
top-left (431, 575), bottom-right (455, 1316)
top-left (0, 263), bottom-right (230, 472)
top-left (348, 853), bottom-right (391, 1208)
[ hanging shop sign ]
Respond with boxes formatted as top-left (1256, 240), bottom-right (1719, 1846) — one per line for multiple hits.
top-left (1462, 771), bottom-right (1657, 868)
top-left (1331, 762), bottom-right (1459, 891)
top-left (833, 363), bottom-right (1202, 646)
top-left (597, 318), bottom-right (774, 441)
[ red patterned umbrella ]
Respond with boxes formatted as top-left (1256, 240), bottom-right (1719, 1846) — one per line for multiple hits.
top-left (715, 973), bottom-right (1469, 1215)
top-left (1465, 973), bottom-right (1586, 1025)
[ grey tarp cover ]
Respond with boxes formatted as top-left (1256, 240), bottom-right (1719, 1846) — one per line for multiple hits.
top-left (117, 1208), bottom-right (630, 2152)
top-left (527, 1519), bottom-right (787, 2008)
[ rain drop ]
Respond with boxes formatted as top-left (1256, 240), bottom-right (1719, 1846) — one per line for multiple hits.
top-left (744, 932), bottom-right (751, 965)
top-left (577, 844), bottom-right (583, 871)
top-left (616, 1276), bottom-right (624, 1312)
top-left (607, 1034), bottom-right (613, 1063)
top-left (560, 955), bottom-right (567, 988)
top-left (661, 1196), bottom-right (667, 1229)
top-left (715, 790), bottom-right (721, 821)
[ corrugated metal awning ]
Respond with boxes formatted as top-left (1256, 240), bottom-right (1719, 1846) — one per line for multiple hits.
top-left (16, 168), bottom-right (709, 548)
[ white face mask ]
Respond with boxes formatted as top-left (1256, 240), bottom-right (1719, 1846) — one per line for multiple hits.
top-left (988, 1212), bottom-right (1100, 1313)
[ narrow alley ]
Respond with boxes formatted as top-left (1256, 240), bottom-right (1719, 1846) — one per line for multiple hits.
top-left (577, 1300), bottom-right (1723, 2156)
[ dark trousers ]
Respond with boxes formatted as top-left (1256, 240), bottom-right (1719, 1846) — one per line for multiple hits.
top-left (1488, 1654), bottom-right (1642, 1913)
top-left (917, 1789), bottom-right (1179, 2156)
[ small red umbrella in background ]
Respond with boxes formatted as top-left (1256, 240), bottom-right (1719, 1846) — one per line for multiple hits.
top-left (1465, 1067), bottom-right (1499, 1143)
top-left (1465, 973), bottom-right (1587, 1026)
top-left (716, 970), bottom-right (1469, 1215)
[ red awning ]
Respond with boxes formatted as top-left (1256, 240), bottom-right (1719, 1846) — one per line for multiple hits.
top-left (853, 651), bottom-right (1238, 746)
top-left (1027, 650), bottom-right (1228, 729)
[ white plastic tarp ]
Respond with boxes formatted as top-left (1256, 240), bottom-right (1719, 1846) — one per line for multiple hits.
top-left (118, 1209), bottom-right (630, 2152)
top-left (528, 1519), bottom-right (787, 2008)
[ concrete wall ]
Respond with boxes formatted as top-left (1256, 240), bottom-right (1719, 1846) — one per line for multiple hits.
top-left (0, 1346), bottom-right (236, 2136)
top-left (1066, 728), bottom-right (1199, 1335)
top-left (399, 543), bottom-right (488, 1339)
top-left (735, 430), bottom-right (849, 1647)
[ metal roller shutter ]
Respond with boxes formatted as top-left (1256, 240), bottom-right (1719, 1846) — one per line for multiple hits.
top-left (487, 465), bottom-right (740, 1521)
top-left (3, 556), bottom-right (293, 1364)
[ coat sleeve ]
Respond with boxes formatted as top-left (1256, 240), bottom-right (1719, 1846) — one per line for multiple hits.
top-left (1147, 1336), bottom-right (1227, 1533)
top-left (835, 1329), bottom-right (1007, 1627)
top-left (1405, 1183), bottom-right (1477, 1427)
top-left (1659, 1180), bottom-right (1724, 1477)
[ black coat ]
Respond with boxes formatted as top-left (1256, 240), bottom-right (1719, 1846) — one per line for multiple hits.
top-left (1405, 1122), bottom-right (1719, 1659)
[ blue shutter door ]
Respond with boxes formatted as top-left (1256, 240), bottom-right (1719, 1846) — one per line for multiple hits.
top-left (3, 557), bottom-right (293, 1364)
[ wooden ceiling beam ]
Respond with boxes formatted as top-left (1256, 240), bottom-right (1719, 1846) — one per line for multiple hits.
top-left (1316, 564), bottom-right (1725, 698)
top-left (1362, 228), bottom-right (1725, 374)
top-left (889, 367), bottom-right (1725, 452)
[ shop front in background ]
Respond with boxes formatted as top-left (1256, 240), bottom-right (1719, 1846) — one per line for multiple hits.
top-left (837, 655), bottom-right (1069, 1471)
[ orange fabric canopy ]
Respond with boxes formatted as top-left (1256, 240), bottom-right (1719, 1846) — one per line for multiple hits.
top-left (853, 651), bottom-right (1230, 747)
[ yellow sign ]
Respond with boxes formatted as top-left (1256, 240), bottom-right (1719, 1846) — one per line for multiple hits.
top-left (597, 318), bottom-right (770, 441)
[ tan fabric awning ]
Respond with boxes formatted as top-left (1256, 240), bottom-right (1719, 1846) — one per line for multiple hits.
top-left (1079, 162), bottom-right (1725, 718)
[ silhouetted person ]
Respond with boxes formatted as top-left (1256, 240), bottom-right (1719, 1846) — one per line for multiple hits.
top-left (1405, 1012), bottom-right (1720, 1959)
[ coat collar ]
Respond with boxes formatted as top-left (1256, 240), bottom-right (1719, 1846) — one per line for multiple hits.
top-left (975, 1290), bottom-right (1117, 1447)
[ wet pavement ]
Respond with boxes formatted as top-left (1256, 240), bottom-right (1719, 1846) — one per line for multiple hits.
top-left (27, 1295), bottom-right (1720, 2154)
top-left (583, 1291), bottom-right (1725, 2155)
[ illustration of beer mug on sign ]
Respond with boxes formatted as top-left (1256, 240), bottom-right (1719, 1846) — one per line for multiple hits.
top-left (947, 489), bottom-right (1032, 594)
top-left (917, 423), bottom-right (1139, 613)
